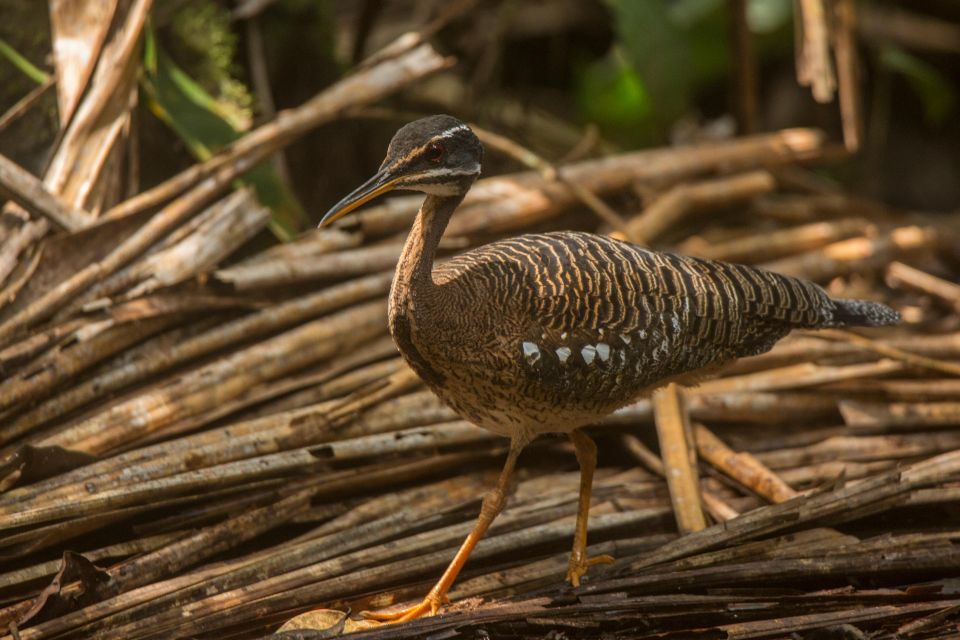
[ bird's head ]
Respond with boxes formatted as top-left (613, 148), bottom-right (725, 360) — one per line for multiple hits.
top-left (319, 115), bottom-right (482, 227)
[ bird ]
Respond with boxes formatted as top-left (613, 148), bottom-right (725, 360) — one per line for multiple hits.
top-left (318, 114), bottom-right (900, 622)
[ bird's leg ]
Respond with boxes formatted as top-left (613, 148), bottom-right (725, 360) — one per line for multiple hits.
top-left (363, 439), bottom-right (525, 623)
top-left (566, 429), bottom-right (614, 587)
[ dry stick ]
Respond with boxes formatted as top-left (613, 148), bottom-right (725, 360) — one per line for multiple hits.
top-left (0, 42), bottom-right (448, 347)
top-left (621, 434), bottom-right (739, 522)
top-left (80, 188), bottom-right (269, 308)
top-left (613, 448), bottom-right (960, 573)
top-left (1, 452), bottom-right (493, 640)
top-left (0, 76), bottom-right (55, 134)
top-left (728, 0), bottom-right (759, 134)
top-left (804, 329), bottom-right (960, 377)
top-left (116, 510), bottom-right (662, 640)
top-left (0, 421), bottom-right (496, 532)
top-left (101, 41), bottom-right (451, 223)
top-left (0, 315), bottom-right (175, 421)
top-left (12, 487), bottom-right (314, 624)
top-left (831, 0), bottom-right (862, 151)
top-left (887, 261), bottom-right (960, 312)
top-left (0, 153), bottom-right (85, 231)
top-left (795, 0), bottom-right (836, 103)
top-left (0, 532), bottom-right (185, 593)
top-left (760, 225), bottom-right (938, 282)
top-left (31, 300), bottom-right (388, 455)
top-left (693, 423), bottom-right (797, 504)
top-left (859, 3), bottom-right (960, 54)
top-left (0, 244), bottom-right (43, 309)
top-left (470, 125), bottom-right (628, 231)
top-left (652, 384), bottom-right (706, 533)
top-left (213, 242), bottom-right (404, 291)
top-left (729, 332), bottom-right (960, 375)
top-left (839, 400), bottom-right (960, 431)
top-left (3, 272), bottom-right (393, 440)
top-left (681, 217), bottom-right (868, 264)
top-left (211, 229), bottom-right (360, 289)
top-left (119, 188), bottom-right (271, 299)
top-left (625, 170), bottom-right (776, 245)
top-left (825, 378), bottom-right (960, 401)
top-left (755, 432), bottom-right (960, 470)
top-left (693, 359), bottom-right (906, 396)
top-left (0, 359), bottom-right (402, 508)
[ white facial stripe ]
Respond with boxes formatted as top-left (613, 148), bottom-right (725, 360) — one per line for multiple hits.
top-left (434, 124), bottom-right (470, 140)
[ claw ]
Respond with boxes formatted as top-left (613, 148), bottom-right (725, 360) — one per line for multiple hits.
top-left (566, 553), bottom-right (615, 587)
top-left (362, 592), bottom-right (448, 623)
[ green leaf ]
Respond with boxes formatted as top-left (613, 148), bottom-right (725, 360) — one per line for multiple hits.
top-left (880, 46), bottom-right (957, 126)
top-left (604, 0), bottom-right (693, 127)
top-left (576, 50), bottom-right (654, 146)
top-left (141, 28), bottom-right (306, 240)
top-left (0, 37), bottom-right (50, 85)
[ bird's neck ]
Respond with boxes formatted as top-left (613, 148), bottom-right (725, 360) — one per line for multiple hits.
top-left (392, 193), bottom-right (463, 300)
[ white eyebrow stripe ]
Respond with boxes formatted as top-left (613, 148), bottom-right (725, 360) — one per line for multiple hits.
top-left (434, 124), bottom-right (471, 140)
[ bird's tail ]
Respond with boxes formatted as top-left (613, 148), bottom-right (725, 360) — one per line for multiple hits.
top-left (826, 298), bottom-right (900, 328)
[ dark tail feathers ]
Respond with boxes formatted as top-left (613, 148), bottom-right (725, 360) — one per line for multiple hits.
top-left (828, 298), bottom-right (901, 328)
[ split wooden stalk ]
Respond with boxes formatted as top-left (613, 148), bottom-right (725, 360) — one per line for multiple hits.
top-left (0, 453), bottom-right (496, 639)
top-left (795, 0), bottom-right (836, 103)
top-left (213, 241), bottom-right (405, 291)
top-left (621, 434), bottom-right (739, 522)
top-left (626, 170), bottom-right (776, 245)
top-left (31, 299), bottom-right (388, 454)
top-left (618, 447), bottom-right (960, 573)
top-left (760, 225), bottom-right (939, 282)
top-left (652, 383), bottom-right (707, 533)
top-left (681, 217), bottom-right (868, 264)
top-left (839, 400), bottom-right (960, 431)
top-left (97, 509), bottom-right (665, 640)
top-left (104, 188), bottom-right (270, 301)
top-left (102, 41), bottom-right (450, 224)
top-left (693, 423), bottom-right (797, 503)
top-left (0, 41), bottom-right (449, 346)
top-left (807, 328), bottom-right (960, 377)
top-left (887, 261), bottom-right (960, 312)
top-left (0, 316), bottom-right (172, 422)
top-left (471, 124), bottom-right (628, 231)
top-left (0, 152), bottom-right (85, 231)
top-left (730, 332), bottom-right (960, 375)
top-left (2, 272), bottom-right (394, 441)
top-left (832, 0), bottom-right (862, 151)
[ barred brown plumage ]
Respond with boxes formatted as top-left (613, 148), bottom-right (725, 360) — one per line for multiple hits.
top-left (318, 115), bottom-right (899, 623)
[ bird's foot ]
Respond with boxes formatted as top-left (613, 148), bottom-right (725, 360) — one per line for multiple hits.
top-left (362, 591), bottom-right (449, 623)
top-left (566, 553), bottom-right (615, 587)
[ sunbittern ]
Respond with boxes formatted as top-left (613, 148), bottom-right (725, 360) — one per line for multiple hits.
top-left (319, 115), bottom-right (899, 622)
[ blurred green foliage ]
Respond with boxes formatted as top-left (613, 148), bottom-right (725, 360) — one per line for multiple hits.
top-left (142, 27), bottom-right (307, 240)
top-left (0, 37), bottom-right (50, 85)
top-left (577, 0), bottom-right (793, 145)
top-left (880, 46), bottom-right (957, 127)
top-left (167, 0), bottom-right (253, 130)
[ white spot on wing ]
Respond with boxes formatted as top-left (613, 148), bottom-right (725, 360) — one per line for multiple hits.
top-left (556, 346), bottom-right (571, 364)
top-left (581, 345), bottom-right (597, 365)
top-left (596, 343), bottom-right (610, 362)
top-left (522, 341), bottom-right (541, 365)
top-left (620, 333), bottom-right (631, 345)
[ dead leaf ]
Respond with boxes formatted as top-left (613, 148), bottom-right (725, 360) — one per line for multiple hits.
top-left (0, 444), bottom-right (96, 491)
top-left (17, 551), bottom-right (111, 626)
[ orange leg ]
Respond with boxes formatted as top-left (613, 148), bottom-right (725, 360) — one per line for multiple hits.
top-left (566, 429), bottom-right (614, 587)
top-left (364, 439), bottom-right (525, 623)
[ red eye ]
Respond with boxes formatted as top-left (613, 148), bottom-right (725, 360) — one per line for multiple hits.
top-left (426, 142), bottom-right (445, 163)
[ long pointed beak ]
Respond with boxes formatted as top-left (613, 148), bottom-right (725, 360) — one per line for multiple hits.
top-left (318, 170), bottom-right (400, 228)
